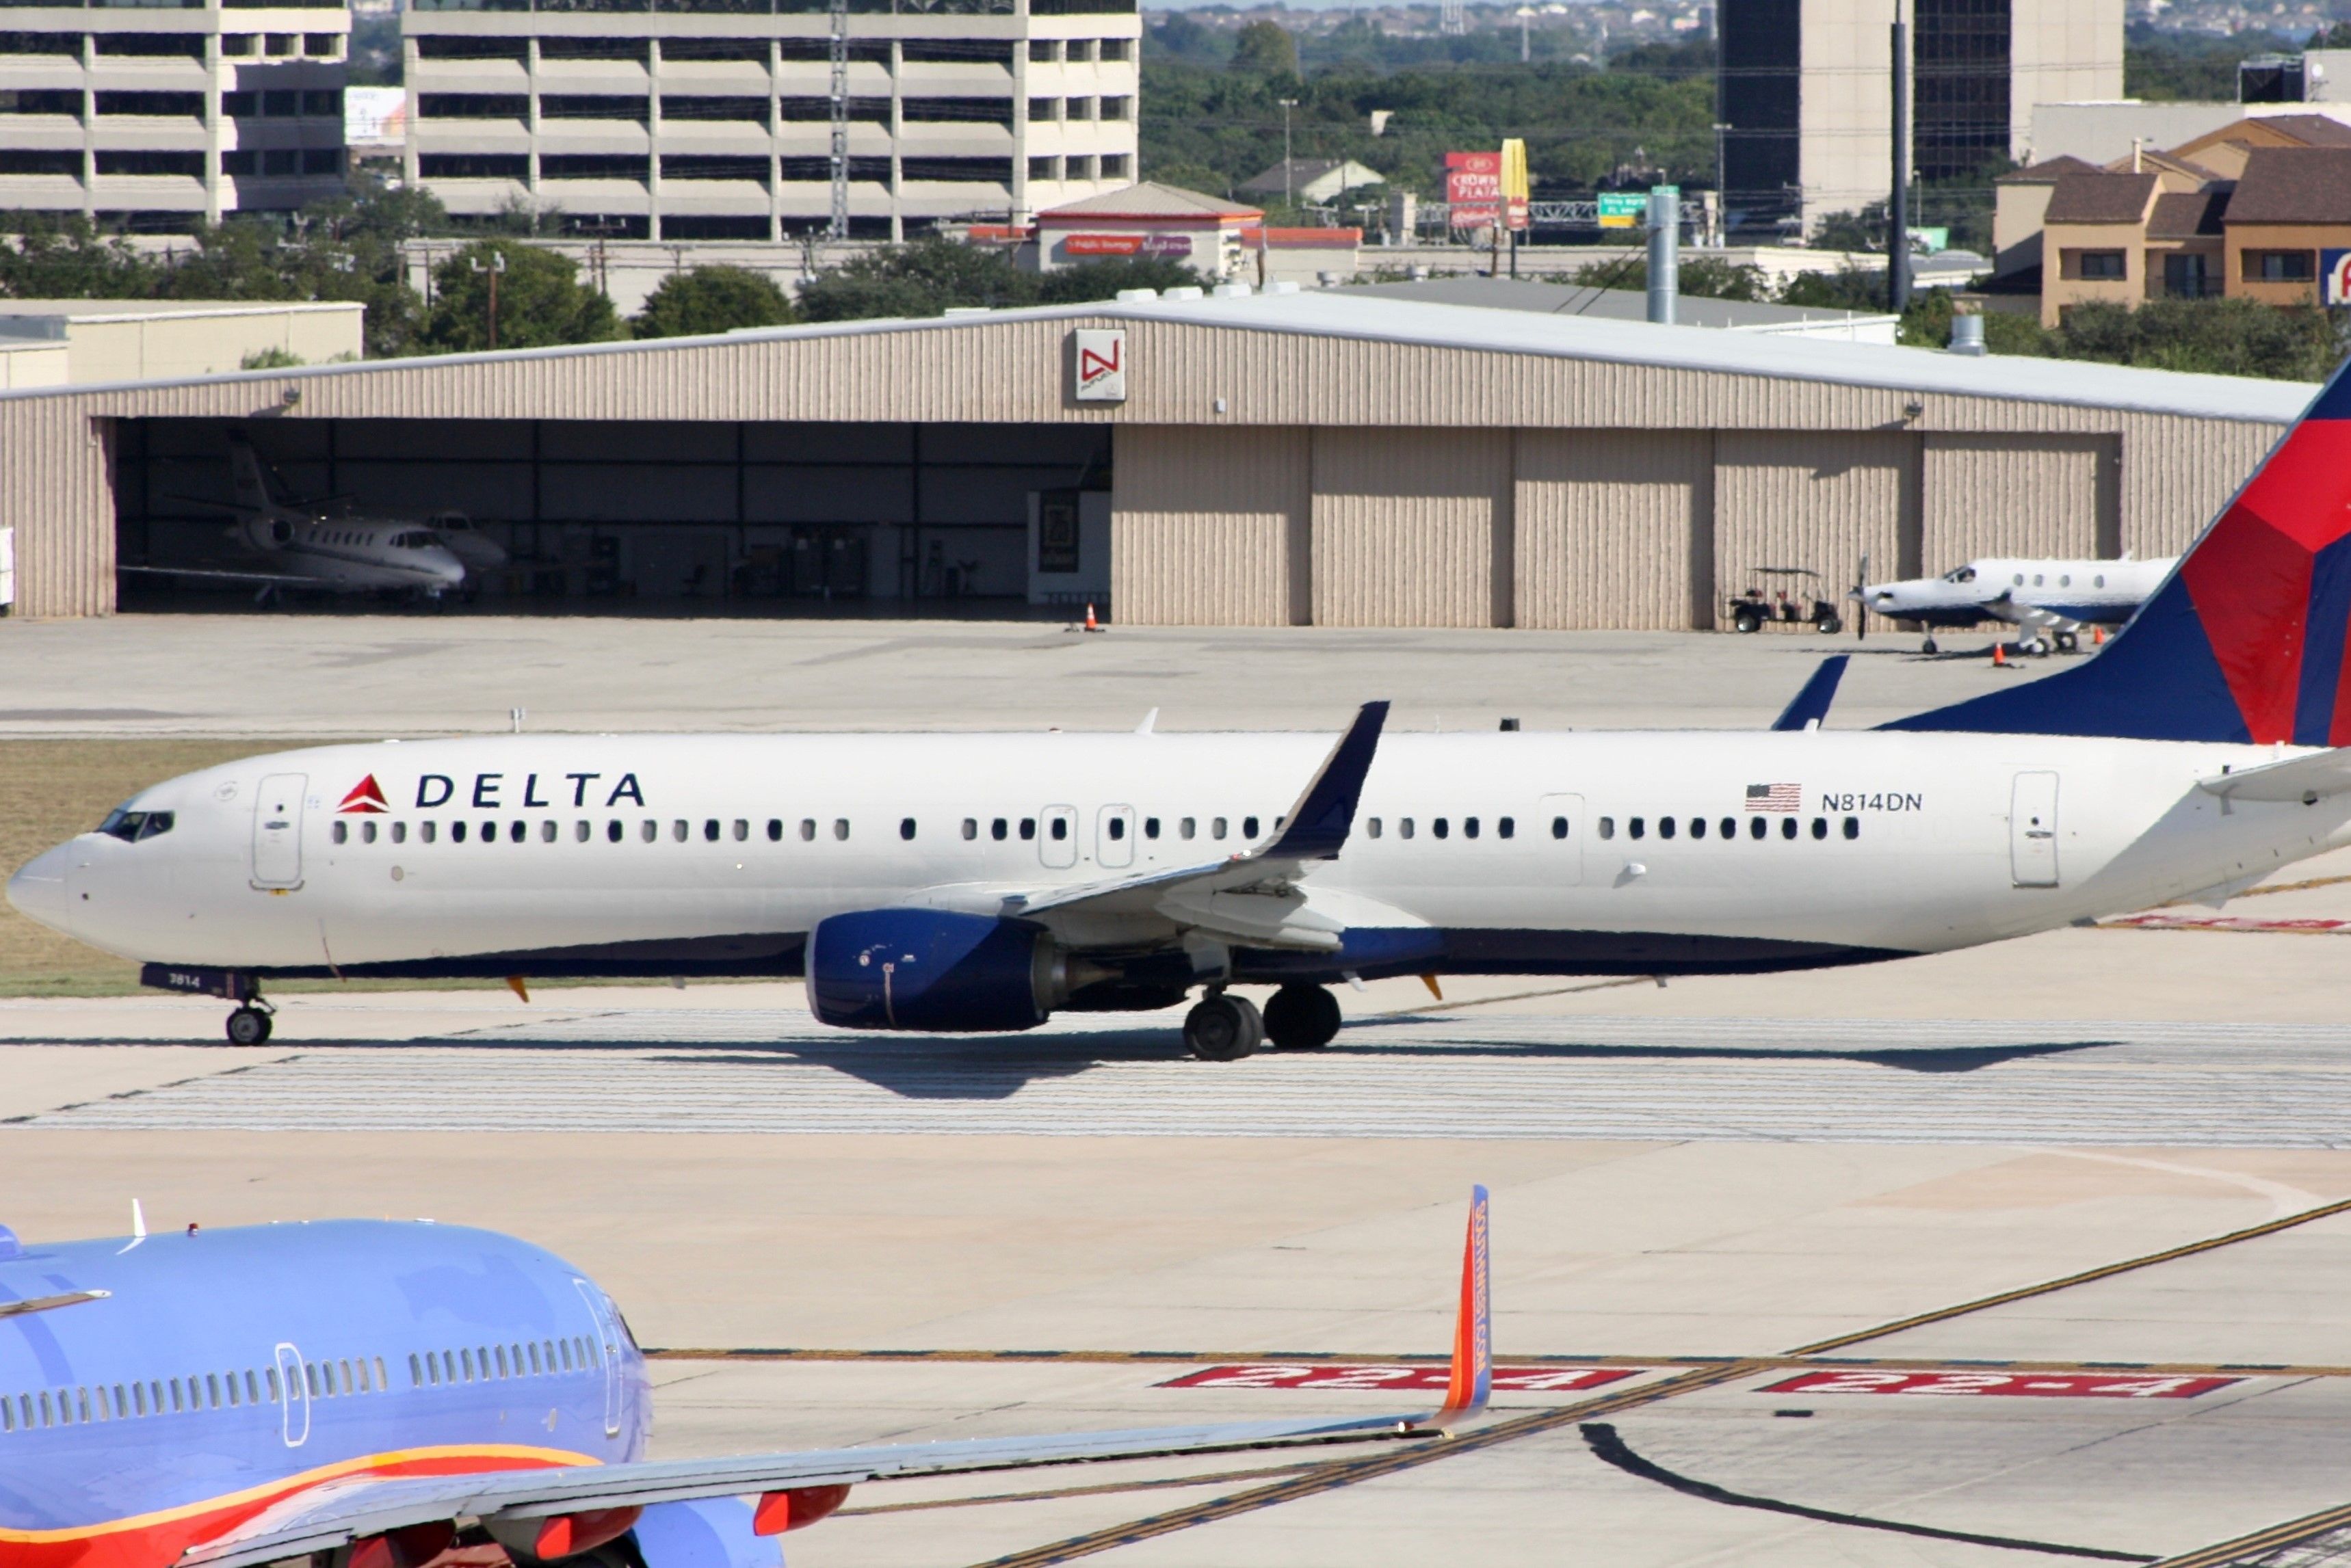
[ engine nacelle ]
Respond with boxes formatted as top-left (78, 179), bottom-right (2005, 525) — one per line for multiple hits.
top-left (808, 908), bottom-right (1078, 1032)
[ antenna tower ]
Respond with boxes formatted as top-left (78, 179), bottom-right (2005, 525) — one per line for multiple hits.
top-left (1440, 0), bottom-right (1465, 35)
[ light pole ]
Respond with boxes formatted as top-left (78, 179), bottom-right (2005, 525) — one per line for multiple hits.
top-left (469, 250), bottom-right (508, 351)
top-left (1278, 96), bottom-right (1298, 210)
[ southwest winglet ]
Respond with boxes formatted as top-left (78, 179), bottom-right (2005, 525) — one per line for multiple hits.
top-left (1428, 1184), bottom-right (1491, 1432)
top-left (1259, 702), bottom-right (1390, 862)
top-left (1770, 655), bottom-right (1848, 732)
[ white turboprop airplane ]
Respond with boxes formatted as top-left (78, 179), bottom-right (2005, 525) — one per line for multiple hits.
top-left (18, 367), bottom-right (2351, 1055)
top-left (120, 431), bottom-right (469, 604)
top-left (1859, 555), bottom-right (2177, 655)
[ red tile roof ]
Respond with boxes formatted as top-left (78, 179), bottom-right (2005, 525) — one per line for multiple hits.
top-left (2043, 172), bottom-right (2158, 224)
top-left (2225, 146), bottom-right (2351, 224)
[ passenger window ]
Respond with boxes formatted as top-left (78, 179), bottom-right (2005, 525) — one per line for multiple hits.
top-left (409, 1353), bottom-right (423, 1387)
top-left (1843, 816), bottom-right (1859, 839)
top-left (732, 819), bottom-right (748, 842)
top-left (1811, 816), bottom-right (1828, 839)
top-left (1244, 816), bottom-right (1260, 838)
top-left (1629, 817), bottom-right (1646, 840)
top-left (1464, 816), bottom-right (1480, 839)
top-left (607, 820), bottom-right (622, 842)
top-left (1179, 817), bottom-right (1196, 839)
top-left (990, 817), bottom-right (1008, 840)
top-left (484, 821), bottom-right (499, 843)
top-left (672, 820), bottom-right (688, 842)
top-left (800, 819), bottom-right (815, 840)
top-left (1658, 817), bottom-right (1675, 840)
top-left (451, 821), bottom-right (467, 844)
top-left (962, 818), bottom-right (977, 840)
top-left (1551, 816), bottom-right (1568, 839)
top-left (332, 821), bottom-right (348, 845)
top-left (1020, 818), bottom-right (1036, 840)
top-left (461, 1349), bottom-right (474, 1382)
top-left (2060, 574), bottom-right (2071, 587)
top-left (1212, 816), bottom-right (1228, 840)
top-left (572, 821), bottom-right (587, 842)
top-left (1107, 818), bottom-right (1125, 840)
top-left (1689, 817), bottom-right (1705, 839)
top-left (1432, 818), bottom-right (1448, 840)
top-left (1399, 817), bottom-right (1415, 839)
top-left (1367, 817), bottom-right (1382, 838)
top-left (1049, 817), bottom-right (1067, 841)
top-left (1749, 816), bottom-right (1766, 840)
top-left (702, 819), bottom-right (719, 842)
top-left (899, 817), bottom-right (917, 840)
top-left (833, 819), bottom-right (850, 840)
top-left (1498, 816), bottom-right (1514, 839)
top-left (642, 820), bottom-right (657, 842)
top-left (1144, 816), bottom-right (1159, 839)
top-left (363, 821), bottom-right (378, 845)
top-left (767, 819), bottom-right (783, 841)
top-left (540, 821), bottom-right (556, 843)
top-left (1720, 817), bottom-right (1735, 839)
top-left (421, 821), bottom-right (436, 843)
top-left (2095, 574), bottom-right (2106, 588)
top-left (393, 821), bottom-right (408, 844)
top-left (1781, 818), bottom-right (1798, 840)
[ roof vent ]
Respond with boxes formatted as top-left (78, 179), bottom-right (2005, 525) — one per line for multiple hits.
top-left (1163, 287), bottom-right (1205, 302)
top-left (1114, 288), bottom-right (1159, 302)
top-left (1268, 281), bottom-right (1302, 295)
top-left (1211, 282), bottom-right (1253, 298)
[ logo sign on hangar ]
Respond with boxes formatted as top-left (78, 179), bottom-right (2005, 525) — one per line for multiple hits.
top-left (1071, 328), bottom-right (1126, 403)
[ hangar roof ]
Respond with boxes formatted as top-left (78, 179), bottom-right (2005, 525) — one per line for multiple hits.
top-left (1, 288), bottom-right (2314, 427)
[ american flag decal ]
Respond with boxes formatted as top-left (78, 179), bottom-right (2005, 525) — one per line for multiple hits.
top-left (1745, 783), bottom-right (1802, 812)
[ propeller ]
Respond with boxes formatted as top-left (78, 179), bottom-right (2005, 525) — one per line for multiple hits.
top-left (1852, 551), bottom-right (1869, 641)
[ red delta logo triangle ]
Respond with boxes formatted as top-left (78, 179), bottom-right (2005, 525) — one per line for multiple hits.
top-left (1081, 343), bottom-right (1119, 380)
top-left (337, 775), bottom-right (389, 814)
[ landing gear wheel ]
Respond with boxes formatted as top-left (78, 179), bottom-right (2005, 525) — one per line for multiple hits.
top-left (1183, 994), bottom-right (1261, 1062)
top-left (1263, 985), bottom-right (1342, 1050)
top-left (1921, 637), bottom-right (1939, 654)
top-left (226, 1006), bottom-right (272, 1046)
top-left (2054, 630), bottom-right (2079, 653)
top-left (2026, 637), bottom-right (2051, 658)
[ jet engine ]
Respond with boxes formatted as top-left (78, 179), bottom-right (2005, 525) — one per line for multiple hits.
top-left (806, 908), bottom-right (1107, 1031)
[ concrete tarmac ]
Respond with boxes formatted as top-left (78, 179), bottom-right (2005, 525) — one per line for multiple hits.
top-left (4, 621), bottom-right (2349, 1565)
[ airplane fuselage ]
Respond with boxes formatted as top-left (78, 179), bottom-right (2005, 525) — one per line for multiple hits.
top-left (11, 730), bottom-right (2343, 991)
top-left (1863, 557), bottom-right (2176, 632)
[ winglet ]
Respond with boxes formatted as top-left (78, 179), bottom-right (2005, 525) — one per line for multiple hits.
top-left (1430, 1184), bottom-right (1491, 1432)
top-left (1770, 655), bottom-right (1848, 732)
top-left (1259, 702), bottom-right (1390, 861)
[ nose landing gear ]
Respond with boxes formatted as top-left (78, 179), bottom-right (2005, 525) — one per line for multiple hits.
top-left (226, 1000), bottom-right (274, 1045)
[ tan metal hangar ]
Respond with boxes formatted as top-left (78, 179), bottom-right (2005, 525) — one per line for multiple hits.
top-left (0, 291), bottom-right (2308, 625)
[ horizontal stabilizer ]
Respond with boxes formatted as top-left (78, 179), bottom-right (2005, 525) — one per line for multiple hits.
top-left (2197, 747), bottom-right (2351, 803)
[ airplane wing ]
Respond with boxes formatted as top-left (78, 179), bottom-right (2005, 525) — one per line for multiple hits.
top-left (1001, 701), bottom-right (1390, 948)
top-left (118, 564), bottom-right (321, 588)
top-left (2197, 747), bottom-right (2351, 804)
top-left (182, 1185), bottom-right (1491, 1568)
top-left (1993, 596), bottom-right (2088, 637)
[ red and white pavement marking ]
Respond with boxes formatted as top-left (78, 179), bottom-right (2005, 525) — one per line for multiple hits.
top-left (1761, 1370), bottom-right (2242, 1399)
top-left (1157, 1364), bottom-right (1640, 1393)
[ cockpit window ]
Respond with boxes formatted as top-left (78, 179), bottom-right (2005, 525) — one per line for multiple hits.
top-left (1946, 567), bottom-right (1976, 583)
top-left (97, 809), bottom-right (173, 842)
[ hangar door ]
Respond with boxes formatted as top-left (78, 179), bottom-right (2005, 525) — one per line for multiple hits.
top-left (1514, 431), bottom-right (1711, 630)
top-left (1112, 427), bottom-right (1310, 626)
top-left (1311, 429), bottom-right (1512, 629)
top-left (1920, 434), bottom-right (2117, 570)
top-left (1713, 431), bottom-right (1917, 629)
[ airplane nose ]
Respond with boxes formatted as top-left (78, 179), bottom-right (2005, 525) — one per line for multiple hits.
top-left (6, 843), bottom-right (74, 929)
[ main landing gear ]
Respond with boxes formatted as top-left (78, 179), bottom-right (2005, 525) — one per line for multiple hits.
top-left (1183, 985), bottom-right (1344, 1060)
top-left (225, 1000), bottom-right (274, 1045)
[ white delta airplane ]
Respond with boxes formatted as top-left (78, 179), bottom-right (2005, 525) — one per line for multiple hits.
top-left (120, 431), bottom-right (501, 604)
top-left (18, 366), bottom-right (2351, 1058)
top-left (1859, 554), bottom-right (2177, 655)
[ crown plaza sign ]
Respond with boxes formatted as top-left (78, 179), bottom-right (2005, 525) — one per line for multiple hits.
top-left (1071, 328), bottom-right (1127, 403)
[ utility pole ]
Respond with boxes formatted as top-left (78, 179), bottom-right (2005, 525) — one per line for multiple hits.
top-left (827, 0), bottom-right (849, 242)
top-left (1889, 15), bottom-right (1910, 313)
top-left (469, 250), bottom-right (506, 351)
top-left (1278, 97), bottom-right (1298, 210)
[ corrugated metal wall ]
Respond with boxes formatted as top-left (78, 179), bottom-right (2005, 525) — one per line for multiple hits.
top-left (2, 406), bottom-right (112, 618)
top-left (1112, 426), bottom-right (1309, 626)
top-left (1310, 428), bottom-right (1512, 628)
top-left (1921, 434), bottom-right (2112, 566)
top-left (1715, 431), bottom-right (1917, 627)
top-left (2117, 412), bottom-right (2285, 559)
top-left (1514, 430), bottom-right (1711, 630)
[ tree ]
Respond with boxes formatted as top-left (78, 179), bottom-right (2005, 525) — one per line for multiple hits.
top-left (1573, 255), bottom-right (1768, 301)
top-left (1231, 20), bottom-right (1298, 77)
top-left (2053, 298), bottom-right (2342, 381)
top-left (795, 235), bottom-right (1034, 321)
top-left (421, 239), bottom-right (620, 353)
top-left (633, 265), bottom-right (796, 338)
top-left (0, 215), bottom-right (166, 297)
top-left (1036, 255), bottom-right (1208, 303)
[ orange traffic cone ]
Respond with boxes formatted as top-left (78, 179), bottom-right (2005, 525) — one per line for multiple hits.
top-left (1993, 641), bottom-right (2007, 667)
top-left (1083, 603), bottom-right (1103, 633)
top-left (2092, 626), bottom-right (2106, 645)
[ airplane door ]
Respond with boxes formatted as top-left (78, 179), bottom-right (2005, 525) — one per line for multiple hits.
top-left (1097, 805), bottom-right (1135, 868)
top-left (574, 1278), bottom-right (622, 1437)
top-left (275, 1342), bottom-right (310, 1448)
top-left (1538, 794), bottom-right (1585, 887)
top-left (1039, 806), bottom-right (1078, 870)
top-left (251, 773), bottom-right (306, 888)
top-left (2010, 772), bottom-right (2060, 887)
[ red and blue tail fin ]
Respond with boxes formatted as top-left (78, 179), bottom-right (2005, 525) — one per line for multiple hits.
top-left (1887, 357), bottom-right (2351, 743)
top-left (1432, 1184), bottom-right (1491, 1431)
